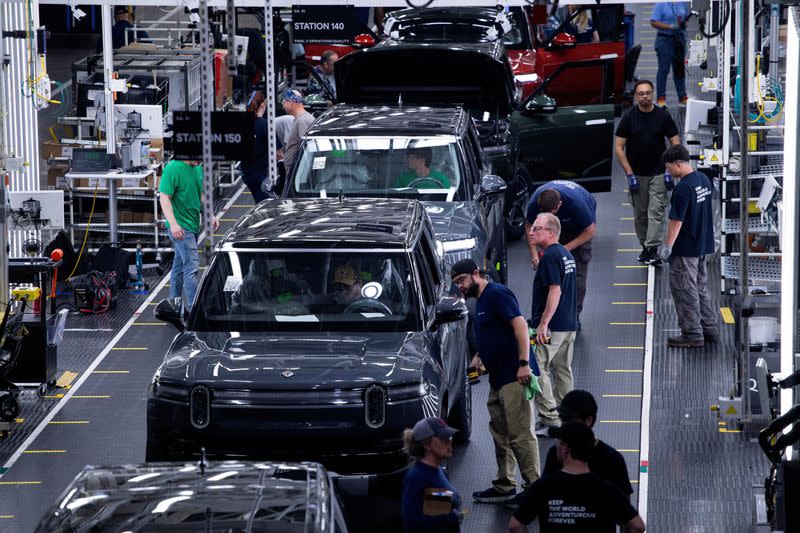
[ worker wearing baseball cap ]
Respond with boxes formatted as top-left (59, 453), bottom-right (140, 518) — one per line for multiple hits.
top-left (331, 263), bottom-right (362, 305)
top-left (282, 89), bottom-right (314, 176)
top-left (401, 417), bottom-right (462, 532)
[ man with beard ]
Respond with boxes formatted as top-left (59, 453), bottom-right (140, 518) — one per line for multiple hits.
top-left (450, 259), bottom-right (540, 503)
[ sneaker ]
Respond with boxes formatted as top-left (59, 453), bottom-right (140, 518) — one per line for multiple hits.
top-left (703, 330), bottom-right (720, 343)
top-left (678, 96), bottom-right (689, 106)
top-left (504, 491), bottom-right (528, 509)
top-left (643, 247), bottom-right (662, 266)
top-left (656, 97), bottom-right (667, 107)
top-left (535, 421), bottom-right (560, 437)
top-left (667, 335), bottom-right (705, 348)
top-left (473, 486), bottom-right (516, 503)
top-left (637, 246), bottom-right (648, 262)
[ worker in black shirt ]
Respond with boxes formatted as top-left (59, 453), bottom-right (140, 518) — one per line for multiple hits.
top-left (614, 79), bottom-right (680, 265)
top-left (96, 6), bottom-right (150, 52)
top-left (509, 423), bottom-right (646, 533)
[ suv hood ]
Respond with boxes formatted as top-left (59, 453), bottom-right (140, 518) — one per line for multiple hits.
top-left (336, 41), bottom-right (516, 116)
top-left (159, 331), bottom-right (426, 388)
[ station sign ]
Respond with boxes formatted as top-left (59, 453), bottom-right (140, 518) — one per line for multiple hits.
top-left (291, 5), bottom-right (362, 45)
top-left (173, 111), bottom-right (254, 161)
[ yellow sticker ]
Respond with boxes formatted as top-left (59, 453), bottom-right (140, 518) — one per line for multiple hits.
top-left (725, 405), bottom-right (737, 415)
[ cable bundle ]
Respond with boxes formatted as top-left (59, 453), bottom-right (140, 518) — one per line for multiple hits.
top-left (68, 271), bottom-right (118, 314)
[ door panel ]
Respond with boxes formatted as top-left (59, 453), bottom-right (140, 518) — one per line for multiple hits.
top-left (511, 104), bottom-right (614, 192)
top-left (536, 41), bottom-right (625, 105)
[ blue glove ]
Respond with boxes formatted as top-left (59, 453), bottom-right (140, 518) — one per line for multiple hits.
top-left (659, 244), bottom-right (673, 262)
top-left (664, 171), bottom-right (675, 191)
top-left (626, 174), bottom-right (640, 194)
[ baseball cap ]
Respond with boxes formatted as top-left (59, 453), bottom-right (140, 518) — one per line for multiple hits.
top-left (333, 264), bottom-right (358, 286)
top-left (557, 389), bottom-right (598, 421)
top-left (411, 417), bottom-right (458, 442)
top-left (282, 89), bottom-right (304, 104)
top-left (449, 258), bottom-right (479, 279)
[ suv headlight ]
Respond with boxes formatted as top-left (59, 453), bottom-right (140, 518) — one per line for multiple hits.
top-left (442, 238), bottom-right (477, 253)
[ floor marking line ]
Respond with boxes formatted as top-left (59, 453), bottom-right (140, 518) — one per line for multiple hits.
top-left (600, 420), bottom-right (641, 424)
top-left (0, 481), bottom-right (41, 485)
top-left (616, 265), bottom-right (648, 269)
top-left (638, 264), bottom-right (656, 521)
top-left (92, 370), bottom-right (130, 374)
top-left (231, 204), bottom-right (252, 208)
top-left (22, 450), bottom-right (66, 454)
top-left (65, 328), bottom-right (114, 332)
top-left (622, 202), bottom-right (632, 206)
top-left (618, 232), bottom-right (637, 236)
top-left (609, 322), bottom-right (646, 326)
top-left (617, 248), bottom-right (641, 252)
top-left (620, 217), bottom-right (634, 221)
top-left (111, 347), bottom-right (149, 351)
top-left (219, 218), bottom-right (237, 222)
top-left (0, 515), bottom-right (14, 518)
top-left (0, 187), bottom-right (246, 480)
top-left (603, 394), bottom-right (642, 398)
top-left (612, 301), bottom-right (646, 305)
top-left (131, 322), bottom-right (166, 326)
top-left (613, 283), bottom-right (647, 287)
top-left (604, 369), bottom-right (643, 373)
top-left (618, 449), bottom-right (641, 453)
top-left (607, 346), bottom-right (644, 350)
top-left (720, 306), bottom-right (735, 324)
top-left (47, 420), bottom-right (89, 424)
top-left (72, 395), bottom-right (111, 399)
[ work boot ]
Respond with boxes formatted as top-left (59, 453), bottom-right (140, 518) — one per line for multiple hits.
top-left (473, 486), bottom-right (516, 503)
top-left (703, 330), bottom-right (720, 343)
top-left (667, 334), bottom-right (705, 348)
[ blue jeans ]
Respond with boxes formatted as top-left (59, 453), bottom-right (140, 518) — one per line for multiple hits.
top-left (169, 231), bottom-right (200, 311)
top-left (655, 34), bottom-right (687, 100)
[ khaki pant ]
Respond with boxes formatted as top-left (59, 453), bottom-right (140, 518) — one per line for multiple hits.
top-left (487, 381), bottom-right (541, 492)
top-left (630, 174), bottom-right (668, 248)
top-left (533, 330), bottom-right (577, 425)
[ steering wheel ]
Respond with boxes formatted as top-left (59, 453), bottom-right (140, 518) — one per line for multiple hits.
top-left (407, 176), bottom-right (445, 189)
top-left (344, 298), bottom-right (393, 315)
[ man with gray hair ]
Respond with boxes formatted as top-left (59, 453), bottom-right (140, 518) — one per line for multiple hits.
top-left (282, 89), bottom-right (315, 176)
top-left (528, 212), bottom-right (578, 435)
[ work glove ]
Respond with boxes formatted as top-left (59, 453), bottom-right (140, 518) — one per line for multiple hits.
top-left (664, 171), bottom-right (675, 191)
top-left (626, 174), bottom-right (640, 194)
top-left (659, 244), bottom-right (673, 263)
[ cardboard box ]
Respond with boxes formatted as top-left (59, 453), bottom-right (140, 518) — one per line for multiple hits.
top-left (134, 210), bottom-right (155, 224)
top-left (46, 165), bottom-right (69, 189)
top-left (41, 141), bottom-right (64, 160)
top-left (422, 488), bottom-right (454, 516)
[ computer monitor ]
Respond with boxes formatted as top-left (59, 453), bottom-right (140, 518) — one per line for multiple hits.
top-left (71, 148), bottom-right (111, 173)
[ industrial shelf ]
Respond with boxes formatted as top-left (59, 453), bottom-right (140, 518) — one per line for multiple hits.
top-left (721, 256), bottom-right (782, 282)
top-left (723, 217), bottom-right (776, 234)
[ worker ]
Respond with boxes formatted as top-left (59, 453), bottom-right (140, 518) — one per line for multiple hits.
top-left (240, 90), bottom-right (278, 203)
top-left (307, 50), bottom-right (338, 100)
top-left (393, 147), bottom-right (450, 189)
top-left (282, 89), bottom-right (315, 177)
top-left (650, 1), bottom-right (690, 107)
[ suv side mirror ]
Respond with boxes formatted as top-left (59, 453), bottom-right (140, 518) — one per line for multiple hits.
top-left (351, 33), bottom-right (377, 49)
top-left (155, 297), bottom-right (184, 331)
top-left (545, 32), bottom-right (577, 50)
top-left (524, 94), bottom-right (558, 115)
top-left (476, 175), bottom-right (507, 201)
top-left (433, 297), bottom-right (468, 329)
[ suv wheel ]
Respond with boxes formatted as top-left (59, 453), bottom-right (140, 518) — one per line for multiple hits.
top-left (449, 372), bottom-right (472, 443)
top-left (505, 167), bottom-right (533, 241)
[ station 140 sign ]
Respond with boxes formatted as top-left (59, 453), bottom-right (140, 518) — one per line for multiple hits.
top-left (291, 5), bottom-right (363, 45)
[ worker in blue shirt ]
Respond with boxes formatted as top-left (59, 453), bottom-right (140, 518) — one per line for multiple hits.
top-left (526, 180), bottom-right (596, 330)
top-left (401, 417), bottom-right (462, 532)
top-left (650, 2), bottom-right (690, 107)
top-left (659, 144), bottom-right (719, 348)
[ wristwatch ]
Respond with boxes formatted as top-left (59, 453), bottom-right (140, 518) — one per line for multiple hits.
top-left (519, 359), bottom-right (529, 367)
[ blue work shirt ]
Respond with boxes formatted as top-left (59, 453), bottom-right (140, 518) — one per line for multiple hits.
top-left (669, 170), bottom-right (715, 257)
top-left (532, 243), bottom-right (577, 332)
top-left (650, 2), bottom-right (690, 36)
top-left (402, 461), bottom-right (461, 533)
top-left (526, 180), bottom-right (597, 241)
top-left (475, 282), bottom-right (524, 390)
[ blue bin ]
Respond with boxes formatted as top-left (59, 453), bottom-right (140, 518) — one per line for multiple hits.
top-left (623, 12), bottom-right (635, 53)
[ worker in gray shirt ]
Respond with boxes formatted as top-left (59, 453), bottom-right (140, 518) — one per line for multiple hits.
top-left (282, 89), bottom-right (315, 176)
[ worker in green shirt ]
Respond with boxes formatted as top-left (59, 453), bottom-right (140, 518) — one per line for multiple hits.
top-left (159, 160), bottom-right (219, 312)
top-left (393, 147), bottom-right (450, 189)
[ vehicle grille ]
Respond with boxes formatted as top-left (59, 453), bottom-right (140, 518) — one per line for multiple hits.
top-left (189, 385), bottom-right (211, 429)
top-left (364, 384), bottom-right (387, 428)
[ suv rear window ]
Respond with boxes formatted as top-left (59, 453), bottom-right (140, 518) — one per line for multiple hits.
top-left (289, 135), bottom-right (465, 202)
top-left (190, 251), bottom-right (420, 332)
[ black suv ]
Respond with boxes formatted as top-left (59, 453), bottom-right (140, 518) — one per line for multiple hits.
top-left (147, 199), bottom-right (472, 471)
top-left (282, 104), bottom-right (508, 282)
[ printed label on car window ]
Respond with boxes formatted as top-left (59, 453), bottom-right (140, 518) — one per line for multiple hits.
top-left (275, 314), bottom-right (319, 322)
top-left (224, 276), bottom-right (241, 292)
top-left (313, 157), bottom-right (327, 170)
top-left (361, 313), bottom-right (386, 318)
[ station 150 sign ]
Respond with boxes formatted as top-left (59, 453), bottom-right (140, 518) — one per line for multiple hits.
top-left (173, 111), bottom-right (254, 161)
top-left (291, 5), bottom-right (362, 45)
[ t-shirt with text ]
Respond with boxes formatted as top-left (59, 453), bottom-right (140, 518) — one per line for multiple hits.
top-left (668, 170), bottom-right (714, 257)
top-left (532, 243), bottom-right (577, 332)
top-left (543, 440), bottom-right (633, 496)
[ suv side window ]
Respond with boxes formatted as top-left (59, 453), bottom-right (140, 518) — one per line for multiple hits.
top-left (467, 125), bottom-right (486, 174)
top-left (413, 233), bottom-right (440, 314)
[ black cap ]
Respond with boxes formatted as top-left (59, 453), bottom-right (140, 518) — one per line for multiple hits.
top-left (450, 258), bottom-right (479, 279)
top-left (557, 389), bottom-right (598, 421)
top-left (411, 417), bottom-right (458, 442)
top-left (555, 422), bottom-right (595, 461)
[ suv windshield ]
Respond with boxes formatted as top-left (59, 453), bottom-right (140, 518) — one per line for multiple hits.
top-left (190, 251), bottom-right (419, 332)
top-left (388, 8), bottom-right (530, 48)
top-left (288, 136), bottom-right (464, 201)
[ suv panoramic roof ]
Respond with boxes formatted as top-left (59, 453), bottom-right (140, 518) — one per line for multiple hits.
top-left (221, 198), bottom-right (424, 249)
top-left (306, 105), bottom-right (467, 137)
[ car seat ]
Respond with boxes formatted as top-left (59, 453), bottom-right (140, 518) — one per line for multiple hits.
top-left (317, 159), bottom-right (371, 191)
top-left (230, 260), bottom-right (272, 314)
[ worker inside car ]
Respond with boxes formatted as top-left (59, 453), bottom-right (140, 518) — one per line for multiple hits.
top-left (330, 263), bottom-right (364, 306)
top-left (393, 147), bottom-right (451, 189)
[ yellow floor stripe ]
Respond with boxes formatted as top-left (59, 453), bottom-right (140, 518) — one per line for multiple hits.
top-left (608, 346), bottom-right (644, 350)
top-left (0, 515), bottom-right (14, 518)
top-left (612, 301), bottom-right (646, 305)
top-left (23, 449), bottom-right (66, 454)
top-left (622, 202), bottom-right (632, 206)
top-left (605, 369), bottom-right (643, 373)
top-left (93, 370), bottom-right (130, 374)
top-left (603, 394), bottom-right (642, 398)
top-left (55, 371), bottom-right (78, 388)
top-left (618, 449), bottom-right (640, 453)
top-left (719, 428), bottom-right (743, 433)
top-left (613, 282), bottom-right (647, 287)
top-left (617, 248), bottom-right (640, 252)
top-left (630, 480), bottom-right (640, 484)
top-left (241, 190), bottom-right (252, 194)
top-left (609, 322), bottom-right (645, 326)
top-left (44, 394), bottom-right (64, 399)
top-left (618, 232), bottom-right (637, 236)
top-left (212, 234), bottom-right (224, 237)
top-left (111, 347), bottom-right (149, 351)
top-left (720, 307), bottom-right (735, 324)
top-left (131, 322), bottom-right (165, 326)
top-left (616, 265), bottom-right (647, 269)
top-left (600, 420), bottom-right (641, 424)
top-left (48, 420), bottom-right (89, 425)
top-left (14, 418), bottom-right (23, 423)
top-left (0, 481), bottom-right (41, 485)
top-left (72, 395), bottom-right (110, 399)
